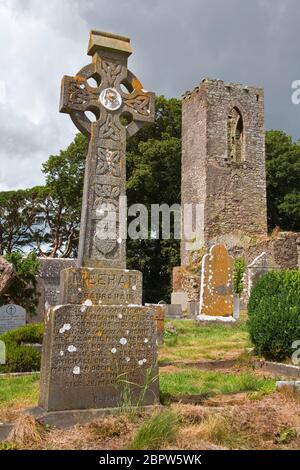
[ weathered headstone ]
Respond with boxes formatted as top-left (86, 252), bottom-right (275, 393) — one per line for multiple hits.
top-left (0, 304), bottom-right (26, 334)
top-left (37, 258), bottom-right (77, 318)
top-left (37, 31), bottom-right (158, 421)
top-left (198, 244), bottom-right (234, 321)
top-left (247, 252), bottom-right (279, 296)
top-left (40, 305), bottom-right (157, 411)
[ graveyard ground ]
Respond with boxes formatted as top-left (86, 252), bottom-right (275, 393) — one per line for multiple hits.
top-left (1, 317), bottom-right (300, 450)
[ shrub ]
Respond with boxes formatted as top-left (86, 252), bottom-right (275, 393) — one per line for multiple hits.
top-left (248, 270), bottom-right (300, 361)
top-left (0, 324), bottom-right (44, 373)
top-left (233, 258), bottom-right (246, 296)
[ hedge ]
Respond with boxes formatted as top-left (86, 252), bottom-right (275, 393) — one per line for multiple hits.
top-left (0, 323), bottom-right (44, 373)
top-left (248, 270), bottom-right (300, 361)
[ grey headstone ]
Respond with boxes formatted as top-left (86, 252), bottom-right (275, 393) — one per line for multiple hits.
top-left (0, 304), bottom-right (26, 334)
top-left (37, 258), bottom-right (77, 312)
top-left (39, 305), bottom-right (159, 411)
top-left (165, 304), bottom-right (182, 319)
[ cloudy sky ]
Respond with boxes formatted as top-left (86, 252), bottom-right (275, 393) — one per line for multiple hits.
top-left (0, 0), bottom-right (299, 191)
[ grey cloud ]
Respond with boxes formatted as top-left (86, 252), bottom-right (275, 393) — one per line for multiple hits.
top-left (0, 0), bottom-right (300, 191)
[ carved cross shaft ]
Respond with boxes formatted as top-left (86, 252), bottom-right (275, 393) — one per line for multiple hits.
top-left (60, 31), bottom-right (155, 268)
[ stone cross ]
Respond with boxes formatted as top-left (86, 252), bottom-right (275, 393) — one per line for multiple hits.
top-left (60, 30), bottom-right (155, 268)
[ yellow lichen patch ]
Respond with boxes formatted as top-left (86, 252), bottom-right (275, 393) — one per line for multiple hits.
top-left (132, 78), bottom-right (143, 90)
top-left (200, 244), bottom-right (233, 317)
top-left (82, 270), bottom-right (93, 289)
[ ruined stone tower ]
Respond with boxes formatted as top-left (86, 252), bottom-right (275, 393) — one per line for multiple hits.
top-left (181, 78), bottom-right (267, 265)
top-left (172, 78), bottom-right (299, 315)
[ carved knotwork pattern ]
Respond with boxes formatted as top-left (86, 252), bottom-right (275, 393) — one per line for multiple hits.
top-left (101, 114), bottom-right (120, 141)
top-left (102, 61), bottom-right (122, 87)
top-left (93, 184), bottom-right (120, 211)
top-left (96, 148), bottom-right (121, 177)
top-left (123, 94), bottom-right (151, 116)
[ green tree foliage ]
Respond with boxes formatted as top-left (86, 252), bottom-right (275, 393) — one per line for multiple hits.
top-left (233, 258), bottom-right (246, 296)
top-left (0, 252), bottom-right (40, 315)
top-left (248, 270), bottom-right (300, 361)
top-left (126, 97), bottom-right (181, 301)
top-left (266, 130), bottom-right (300, 231)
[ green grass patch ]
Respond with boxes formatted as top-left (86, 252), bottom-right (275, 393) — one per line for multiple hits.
top-left (160, 319), bottom-right (250, 362)
top-left (0, 374), bottom-right (39, 407)
top-left (128, 410), bottom-right (179, 450)
top-left (160, 368), bottom-right (275, 403)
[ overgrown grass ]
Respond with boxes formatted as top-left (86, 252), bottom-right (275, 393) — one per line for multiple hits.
top-left (128, 410), bottom-right (179, 450)
top-left (0, 374), bottom-right (39, 408)
top-left (160, 318), bottom-right (250, 363)
top-left (160, 367), bottom-right (275, 403)
top-left (183, 413), bottom-right (250, 449)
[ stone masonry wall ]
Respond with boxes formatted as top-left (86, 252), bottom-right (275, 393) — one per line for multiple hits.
top-left (181, 78), bottom-right (267, 265)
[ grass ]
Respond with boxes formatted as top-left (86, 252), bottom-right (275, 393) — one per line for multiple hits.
top-left (177, 413), bottom-right (250, 449)
top-left (128, 410), bottom-right (179, 450)
top-left (160, 367), bottom-right (276, 402)
top-left (160, 317), bottom-right (250, 363)
top-left (0, 374), bottom-right (39, 408)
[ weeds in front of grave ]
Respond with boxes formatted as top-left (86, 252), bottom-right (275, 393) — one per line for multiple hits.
top-left (89, 415), bottom-right (131, 440)
top-left (128, 410), bottom-right (179, 450)
top-left (0, 441), bottom-right (16, 450)
top-left (117, 366), bottom-right (159, 418)
top-left (174, 411), bottom-right (250, 450)
top-left (160, 367), bottom-right (276, 404)
top-left (7, 415), bottom-right (44, 448)
top-left (274, 425), bottom-right (297, 445)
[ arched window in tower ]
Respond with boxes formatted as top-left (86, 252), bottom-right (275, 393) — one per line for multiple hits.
top-left (227, 107), bottom-right (244, 163)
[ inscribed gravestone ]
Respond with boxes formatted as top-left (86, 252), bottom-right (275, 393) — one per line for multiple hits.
top-left (0, 304), bottom-right (26, 334)
top-left (40, 305), bottom-right (157, 411)
top-left (199, 244), bottom-right (234, 317)
top-left (38, 30), bottom-right (158, 416)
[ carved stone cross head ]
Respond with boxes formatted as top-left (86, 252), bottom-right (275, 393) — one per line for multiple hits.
top-left (60, 30), bottom-right (155, 139)
top-left (59, 31), bottom-right (155, 269)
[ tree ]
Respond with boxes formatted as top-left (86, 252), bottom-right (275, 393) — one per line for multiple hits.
top-left (266, 130), bottom-right (300, 231)
top-left (126, 97), bottom-right (182, 301)
top-left (39, 133), bottom-right (87, 257)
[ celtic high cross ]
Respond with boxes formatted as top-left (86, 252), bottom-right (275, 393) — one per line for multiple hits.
top-left (60, 30), bottom-right (155, 268)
